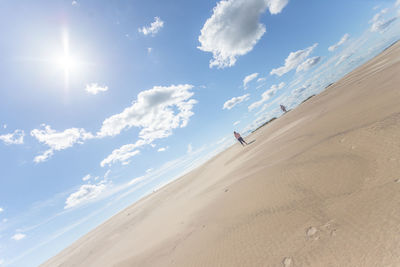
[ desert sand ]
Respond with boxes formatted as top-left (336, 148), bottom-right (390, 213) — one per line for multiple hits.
top-left (41, 42), bottom-right (400, 267)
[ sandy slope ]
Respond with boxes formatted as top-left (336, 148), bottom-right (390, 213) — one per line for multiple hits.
top-left (41, 42), bottom-right (400, 267)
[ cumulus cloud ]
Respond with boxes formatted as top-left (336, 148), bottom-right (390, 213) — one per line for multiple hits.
top-left (328, 33), bottom-right (350, 52)
top-left (370, 8), bottom-right (397, 33)
top-left (270, 43), bottom-right (318, 76)
top-left (198, 0), bottom-right (290, 68)
top-left (0, 129), bottom-right (24, 145)
top-left (85, 83), bottom-right (108, 95)
top-left (138, 17), bottom-right (164, 36)
top-left (98, 84), bottom-right (196, 141)
top-left (248, 82), bottom-right (285, 110)
top-left (223, 94), bottom-right (250, 110)
top-left (65, 183), bottom-right (106, 209)
top-left (243, 73), bottom-right (259, 89)
top-left (99, 84), bottom-right (196, 166)
top-left (157, 147), bottom-right (168, 152)
top-left (31, 125), bottom-right (93, 163)
top-left (296, 56), bottom-right (321, 72)
top-left (11, 233), bottom-right (26, 241)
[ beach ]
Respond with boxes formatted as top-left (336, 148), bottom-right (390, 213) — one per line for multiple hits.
top-left (41, 41), bottom-right (400, 267)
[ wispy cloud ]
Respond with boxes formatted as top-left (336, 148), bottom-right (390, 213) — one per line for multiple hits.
top-left (157, 146), bottom-right (168, 152)
top-left (296, 56), bottom-right (321, 72)
top-left (223, 94), bottom-right (250, 110)
top-left (138, 17), bottom-right (164, 36)
top-left (198, 0), bottom-right (290, 68)
top-left (270, 43), bottom-right (318, 76)
top-left (243, 73), bottom-right (259, 89)
top-left (248, 82), bottom-right (285, 111)
top-left (82, 174), bottom-right (91, 181)
top-left (370, 8), bottom-right (397, 33)
top-left (328, 33), bottom-right (350, 51)
top-left (233, 121), bottom-right (240, 126)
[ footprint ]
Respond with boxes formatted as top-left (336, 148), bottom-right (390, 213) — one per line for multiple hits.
top-left (282, 257), bottom-right (292, 266)
top-left (331, 229), bottom-right (337, 236)
top-left (306, 226), bottom-right (318, 237)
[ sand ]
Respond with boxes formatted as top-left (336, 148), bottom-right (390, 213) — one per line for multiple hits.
top-left (41, 42), bottom-right (400, 267)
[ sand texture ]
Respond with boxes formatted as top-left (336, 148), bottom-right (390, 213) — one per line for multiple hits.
top-left (41, 42), bottom-right (400, 267)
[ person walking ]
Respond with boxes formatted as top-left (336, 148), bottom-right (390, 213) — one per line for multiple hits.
top-left (234, 131), bottom-right (248, 146)
top-left (280, 104), bottom-right (287, 113)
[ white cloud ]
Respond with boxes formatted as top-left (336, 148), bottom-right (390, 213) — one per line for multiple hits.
top-left (65, 183), bottom-right (106, 209)
top-left (296, 56), bottom-right (321, 72)
top-left (138, 17), bottom-right (164, 36)
top-left (100, 142), bottom-right (141, 167)
top-left (223, 94), bottom-right (250, 110)
top-left (187, 143), bottom-right (193, 154)
top-left (233, 121), bottom-right (241, 126)
top-left (146, 168), bottom-right (153, 173)
top-left (157, 146), bottom-right (168, 152)
top-left (243, 73), bottom-right (259, 89)
top-left (257, 77), bottom-right (266, 82)
top-left (248, 82), bottom-right (285, 111)
top-left (370, 9), bottom-right (397, 33)
top-left (147, 47), bottom-right (153, 54)
top-left (85, 83), bottom-right (108, 95)
top-left (11, 233), bottom-right (26, 241)
top-left (0, 207), bottom-right (3, 213)
top-left (31, 125), bottom-right (93, 163)
top-left (3, 124), bottom-right (6, 129)
top-left (270, 43), bottom-right (318, 76)
top-left (0, 129), bottom-right (25, 145)
top-left (335, 53), bottom-right (353, 66)
top-left (328, 33), bottom-right (350, 51)
top-left (98, 84), bottom-right (196, 141)
top-left (71, 0), bottom-right (77, 5)
top-left (82, 174), bottom-right (91, 181)
top-left (198, 0), bottom-right (290, 68)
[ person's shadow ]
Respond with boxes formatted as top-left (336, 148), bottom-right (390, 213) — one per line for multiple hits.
top-left (247, 140), bottom-right (256, 145)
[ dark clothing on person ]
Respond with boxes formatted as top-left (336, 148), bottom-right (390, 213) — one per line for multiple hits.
top-left (238, 137), bottom-right (247, 146)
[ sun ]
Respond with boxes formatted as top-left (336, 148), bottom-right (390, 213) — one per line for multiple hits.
top-left (57, 54), bottom-right (78, 72)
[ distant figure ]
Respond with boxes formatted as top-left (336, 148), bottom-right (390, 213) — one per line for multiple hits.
top-left (234, 131), bottom-right (248, 146)
top-left (280, 104), bottom-right (287, 113)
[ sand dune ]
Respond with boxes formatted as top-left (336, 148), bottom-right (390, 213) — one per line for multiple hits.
top-left (41, 42), bottom-right (400, 266)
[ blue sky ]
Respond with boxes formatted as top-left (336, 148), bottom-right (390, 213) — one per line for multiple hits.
top-left (0, 0), bottom-right (399, 266)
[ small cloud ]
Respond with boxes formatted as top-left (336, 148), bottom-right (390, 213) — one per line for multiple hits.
top-left (187, 143), bottom-right (193, 154)
top-left (223, 94), bottom-right (250, 110)
top-left (233, 121), bottom-right (240, 126)
top-left (65, 183), bottom-right (106, 209)
top-left (147, 47), bottom-right (153, 54)
top-left (0, 129), bottom-right (25, 145)
top-left (82, 174), bottom-right (91, 181)
top-left (85, 83), bottom-right (108, 95)
top-left (157, 146), bottom-right (168, 152)
top-left (243, 73), bottom-right (259, 89)
top-left (3, 124), bottom-right (6, 129)
top-left (257, 77), bottom-right (266, 83)
top-left (370, 8), bottom-right (397, 33)
top-left (104, 170), bottom-right (111, 179)
top-left (146, 168), bottom-right (153, 173)
top-left (11, 233), bottom-right (26, 241)
top-left (100, 143), bottom-right (141, 167)
top-left (138, 17), bottom-right (164, 36)
top-left (248, 82), bottom-right (285, 111)
top-left (71, 0), bottom-right (78, 5)
top-left (270, 43), bottom-right (318, 76)
top-left (296, 56), bottom-right (321, 72)
top-left (328, 33), bottom-right (350, 52)
top-left (0, 207), bottom-right (3, 213)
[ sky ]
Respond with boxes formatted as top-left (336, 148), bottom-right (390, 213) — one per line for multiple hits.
top-left (0, 0), bottom-right (399, 266)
